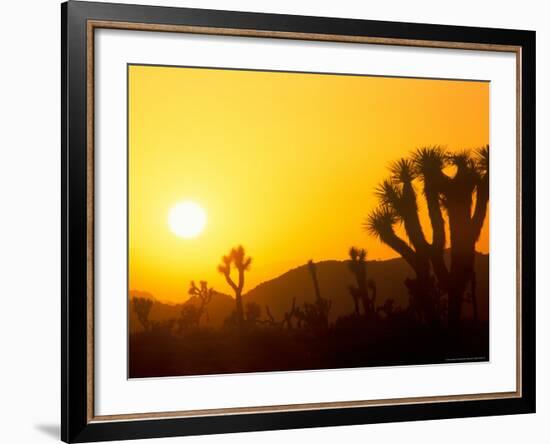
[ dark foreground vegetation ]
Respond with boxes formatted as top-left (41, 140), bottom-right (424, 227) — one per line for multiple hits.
top-left (129, 317), bottom-right (488, 378)
top-left (129, 146), bottom-right (490, 378)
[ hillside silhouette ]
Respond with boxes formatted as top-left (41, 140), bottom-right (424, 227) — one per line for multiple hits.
top-left (244, 252), bottom-right (488, 323)
top-left (130, 251), bottom-right (488, 333)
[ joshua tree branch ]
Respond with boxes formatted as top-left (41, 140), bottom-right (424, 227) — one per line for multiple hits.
top-left (222, 272), bottom-right (239, 294)
top-left (397, 184), bottom-right (432, 270)
top-left (425, 187), bottom-right (446, 251)
top-left (380, 229), bottom-right (426, 277)
top-left (423, 187), bottom-right (450, 289)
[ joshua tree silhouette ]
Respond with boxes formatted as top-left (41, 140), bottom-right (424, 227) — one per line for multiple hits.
top-left (186, 280), bottom-right (216, 327)
top-left (133, 297), bottom-right (153, 332)
top-left (282, 297), bottom-right (298, 329)
top-left (415, 146), bottom-right (488, 330)
top-left (365, 145), bottom-right (489, 331)
top-left (307, 260), bottom-right (322, 302)
top-left (217, 245), bottom-right (252, 328)
top-left (347, 247), bottom-right (371, 317)
top-left (305, 260), bottom-right (331, 329)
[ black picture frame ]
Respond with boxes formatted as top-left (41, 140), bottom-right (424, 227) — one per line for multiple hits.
top-left (62, 1), bottom-right (536, 442)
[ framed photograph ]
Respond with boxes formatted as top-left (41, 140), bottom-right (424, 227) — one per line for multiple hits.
top-left (62, 1), bottom-right (535, 442)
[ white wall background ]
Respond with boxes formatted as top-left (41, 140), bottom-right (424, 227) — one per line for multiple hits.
top-left (0, 0), bottom-right (546, 443)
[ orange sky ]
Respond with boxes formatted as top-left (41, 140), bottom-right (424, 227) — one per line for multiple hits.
top-left (128, 65), bottom-right (489, 303)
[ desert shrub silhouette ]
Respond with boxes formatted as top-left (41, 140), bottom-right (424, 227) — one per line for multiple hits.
top-left (178, 304), bottom-right (202, 332)
top-left (245, 301), bottom-right (262, 324)
top-left (264, 297), bottom-right (298, 329)
top-left (347, 247), bottom-right (377, 319)
top-left (150, 319), bottom-right (176, 336)
top-left (376, 298), bottom-right (395, 319)
top-left (133, 297), bottom-right (153, 332)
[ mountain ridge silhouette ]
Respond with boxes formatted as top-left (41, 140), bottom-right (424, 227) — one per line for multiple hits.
top-left (129, 252), bottom-right (488, 332)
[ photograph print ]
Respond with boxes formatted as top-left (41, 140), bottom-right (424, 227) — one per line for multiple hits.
top-left (128, 64), bottom-right (489, 378)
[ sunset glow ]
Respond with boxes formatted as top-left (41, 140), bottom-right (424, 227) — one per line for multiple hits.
top-left (128, 65), bottom-right (489, 304)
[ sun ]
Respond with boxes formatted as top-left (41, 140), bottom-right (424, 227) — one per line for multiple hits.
top-left (168, 201), bottom-right (207, 239)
